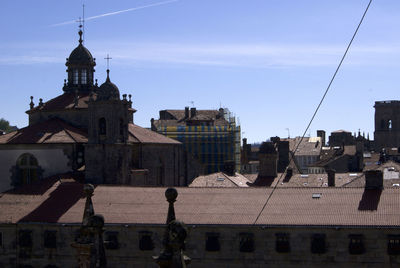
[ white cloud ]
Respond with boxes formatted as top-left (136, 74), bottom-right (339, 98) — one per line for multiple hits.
top-left (0, 42), bottom-right (399, 68)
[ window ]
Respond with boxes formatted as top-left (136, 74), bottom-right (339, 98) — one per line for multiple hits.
top-left (205, 233), bottom-right (220, 252)
top-left (239, 233), bottom-right (254, 252)
top-left (311, 234), bottom-right (326, 254)
top-left (389, 119), bottom-right (393, 130)
top-left (73, 69), bottom-right (79, 85)
top-left (105, 231), bottom-right (119, 250)
top-left (139, 231), bottom-right (154, 251)
top-left (19, 230), bottom-right (32, 248)
top-left (16, 153), bottom-right (39, 185)
top-left (44, 230), bottom-right (57, 249)
top-left (81, 69), bottom-right (87, 84)
top-left (349, 235), bottom-right (365, 255)
top-left (388, 235), bottom-right (400, 255)
top-left (276, 233), bottom-right (290, 253)
top-left (99, 118), bottom-right (106, 136)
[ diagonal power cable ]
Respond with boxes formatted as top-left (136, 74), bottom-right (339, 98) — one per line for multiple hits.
top-left (253, 0), bottom-right (373, 225)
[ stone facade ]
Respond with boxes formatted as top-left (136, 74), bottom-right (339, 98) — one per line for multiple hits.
top-left (374, 100), bottom-right (400, 150)
top-left (1, 223), bottom-right (400, 267)
top-left (0, 30), bottom-right (193, 189)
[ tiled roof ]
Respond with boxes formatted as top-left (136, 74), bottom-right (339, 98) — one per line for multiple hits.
top-left (128, 124), bottom-right (180, 144)
top-left (189, 172), bottom-right (251, 187)
top-left (153, 109), bottom-right (230, 128)
top-left (28, 93), bottom-right (94, 112)
top-left (1, 182), bottom-right (400, 226)
top-left (282, 137), bottom-right (321, 156)
top-left (0, 118), bottom-right (87, 144)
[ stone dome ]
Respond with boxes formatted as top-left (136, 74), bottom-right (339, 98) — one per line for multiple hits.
top-left (66, 30), bottom-right (95, 66)
top-left (97, 70), bottom-right (120, 101)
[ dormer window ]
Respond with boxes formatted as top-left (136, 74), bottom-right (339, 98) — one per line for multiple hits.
top-left (81, 69), bottom-right (87, 84)
top-left (73, 69), bottom-right (79, 85)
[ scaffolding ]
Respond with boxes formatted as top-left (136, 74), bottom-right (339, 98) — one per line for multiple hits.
top-left (157, 123), bottom-right (241, 174)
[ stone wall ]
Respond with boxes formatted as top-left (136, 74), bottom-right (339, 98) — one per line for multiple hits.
top-left (0, 145), bottom-right (72, 192)
top-left (1, 223), bottom-right (400, 267)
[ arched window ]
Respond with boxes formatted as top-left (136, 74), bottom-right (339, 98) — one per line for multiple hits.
top-left (81, 69), bottom-right (87, 84)
top-left (16, 153), bottom-right (39, 185)
top-left (99, 118), bottom-right (106, 135)
top-left (388, 119), bottom-right (393, 130)
top-left (73, 69), bottom-right (79, 85)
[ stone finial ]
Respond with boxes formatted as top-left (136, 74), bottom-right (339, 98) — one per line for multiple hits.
top-left (154, 188), bottom-right (191, 268)
top-left (64, 79), bottom-right (67, 86)
top-left (29, 96), bottom-right (34, 109)
top-left (95, 79), bottom-right (98, 86)
top-left (39, 98), bottom-right (43, 107)
top-left (82, 184), bottom-right (95, 226)
top-left (123, 94), bottom-right (127, 101)
top-left (128, 94), bottom-right (132, 102)
top-left (72, 184), bottom-right (107, 268)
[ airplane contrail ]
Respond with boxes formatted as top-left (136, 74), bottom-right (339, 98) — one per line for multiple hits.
top-left (50, 0), bottom-right (179, 27)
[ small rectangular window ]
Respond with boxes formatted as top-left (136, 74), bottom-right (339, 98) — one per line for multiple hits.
top-left (19, 230), bottom-right (32, 248)
top-left (388, 235), bottom-right (400, 255)
top-left (105, 231), bottom-right (119, 250)
top-left (311, 234), bottom-right (326, 254)
top-left (205, 232), bottom-right (220, 252)
top-left (73, 70), bottom-right (79, 85)
top-left (349, 234), bottom-right (365, 255)
top-left (44, 230), bottom-right (57, 249)
top-left (81, 69), bottom-right (87, 84)
top-left (239, 233), bottom-right (254, 253)
top-left (139, 231), bottom-right (154, 251)
top-left (276, 233), bottom-right (290, 253)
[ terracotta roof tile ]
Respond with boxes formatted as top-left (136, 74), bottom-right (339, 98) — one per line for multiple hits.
top-left (2, 184), bottom-right (400, 226)
top-left (128, 124), bottom-right (180, 144)
top-left (189, 172), bottom-right (251, 187)
top-left (28, 93), bottom-right (95, 113)
top-left (0, 118), bottom-right (87, 144)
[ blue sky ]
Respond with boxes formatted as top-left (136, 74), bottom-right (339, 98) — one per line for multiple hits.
top-left (1, 0), bottom-right (399, 143)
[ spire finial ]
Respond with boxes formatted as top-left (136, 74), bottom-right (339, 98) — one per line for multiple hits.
top-left (104, 54), bottom-right (112, 81)
top-left (106, 69), bottom-right (110, 82)
top-left (78, 29), bottom-right (83, 44)
top-left (29, 96), bottom-right (34, 109)
top-left (77, 16), bottom-right (84, 44)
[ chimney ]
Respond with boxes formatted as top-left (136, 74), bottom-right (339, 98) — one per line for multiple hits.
top-left (258, 142), bottom-right (278, 178)
top-left (365, 170), bottom-right (383, 189)
top-left (190, 107), bottom-right (196, 118)
top-left (326, 169), bottom-right (335, 187)
top-left (185, 107), bottom-right (189, 118)
top-left (277, 141), bottom-right (289, 173)
top-left (223, 160), bottom-right (236, 176)
top-left (317, 130), bottom-right (326, 146)
top-left (285, 167), bottom-right (293, 180)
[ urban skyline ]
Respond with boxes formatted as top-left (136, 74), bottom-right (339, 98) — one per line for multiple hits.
top-left (1, 0), bottom-right (399, 142)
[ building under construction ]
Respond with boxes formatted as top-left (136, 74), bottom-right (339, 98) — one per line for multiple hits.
top-left (151, 107), bottom-right (241, 174)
